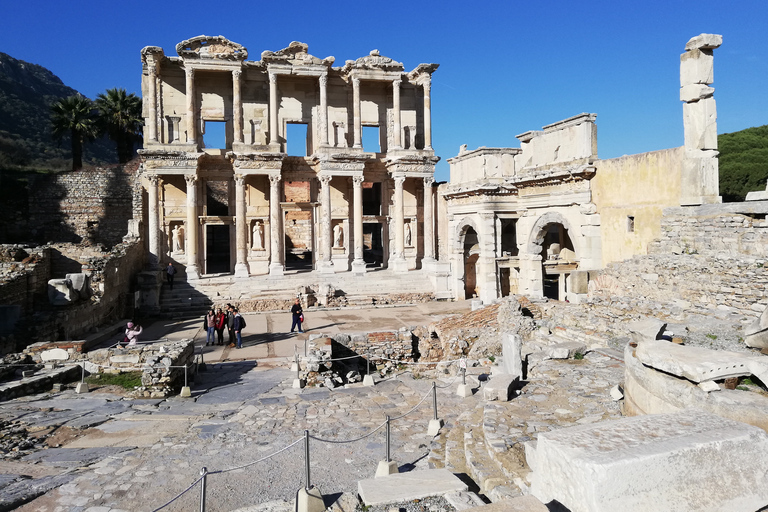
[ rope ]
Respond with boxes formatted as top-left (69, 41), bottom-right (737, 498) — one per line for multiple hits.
top-left (434, 370), bottom-right (462, 389)
top-left (308, 420), bottom-right (387, 444)
top-left (149, 474), bottom-right (205, 512)
top-left (210, 437), bottom-right (303, 475)
top-left (389, 386), bottom-right (434, 421)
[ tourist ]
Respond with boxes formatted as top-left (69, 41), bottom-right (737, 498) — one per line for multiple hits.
top-left (214, 308), bottom-right (226, 345)
top-left (166, 262), bottom-right (177, 290)
top-left (204, 309), bottom-right (216, 346)
top-left (125, 322), bottom-right (142, 347)
top-left (226, 304), bottom-right (236, 347)
top-left (290, 298), bottom-right (304, 333)
top-left (233, 308), bottom-right (244, 349)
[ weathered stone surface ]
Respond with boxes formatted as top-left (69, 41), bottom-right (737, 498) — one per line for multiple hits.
top-left (680, 83), bottom-right (715, 102)
top-left (47, 278), bottom-right (76, 305)
top-left (685, 33), bottom-right (723, 51)
top-left (569, 270), bottom-right (589, 294)
top-left (530, 409), bottom-right (768, 512)
top-left (462, 496), bottom-right (548, 512)
top-left (683, 97), bottom-right (718, 150)
top-left (501, 333), bottom-right (523, 377)
top-left (627, 318), bottom-right (666, 343)
top-left (543, 341), bottom-right (585, 359)
top-left (358, 469), bottom-right (467, 505)
top-left (483, 374), bottom-right (518, 401)
top-left (680, 48), bottom-right (714, 86)
top-left (39, 348), bottom-right (68, 362)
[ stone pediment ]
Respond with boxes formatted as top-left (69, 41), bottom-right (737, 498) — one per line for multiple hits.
top-left (342, 50), bottom-right (404, 74)
top-left (141, 46), bottom-right (165, 62)
top-left (176, 35), bottom-right (248, 61)
top-left (261, 42), bottom-right (335, 67)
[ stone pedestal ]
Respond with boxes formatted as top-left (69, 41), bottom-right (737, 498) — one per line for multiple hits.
top-left (352, 259), bottom-right (367, 274)
top-left (234, 262), bottom-right (250, 278)
top-left (427, 418), bottom-right (443, 436)
top-left (390, 258), bottom-right (409, 273)
top-left (375, 460), bottom-right (399, 477)
top-left (317, 261), bottom-right (335, 274)
top-left (296, 486), bottom-right (324, 512)
top-left (456, 384), bottom-right (472, 397)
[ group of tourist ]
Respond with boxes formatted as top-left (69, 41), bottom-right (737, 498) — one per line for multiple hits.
top-left (204, 304), bottom-right (245, 349)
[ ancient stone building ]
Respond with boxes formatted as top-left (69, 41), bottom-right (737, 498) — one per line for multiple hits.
top-left (441, 34), bottom-right (723, 304)
top-left (139, 36), bottom-right (440, 283)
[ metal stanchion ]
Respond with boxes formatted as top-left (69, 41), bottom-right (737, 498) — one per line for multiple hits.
top-left (432, 382), bottom-right (438, 420)
top-left (428, 381), bottom-right (443, 436)
top-left (75, 363), bottom-right (89, 393)
top-left (457, 359), bottom-right (472, 397)
top-left (363, 355), bottom-right (375, 386)
top-left (304, 430), bottom-right (311, 490)
top-left (293, 352), bottom-right (303, 389)
top-left (385, 415), bottom-right (391, 462)
top-left (180, 364), bottom-right (192, 397)
top-left (199, 467), bottom-right (207, 512)
top-left (376, 414), bottom-right (398, 476)
top-left (296, 429), bottom-right (324, 512)
top-left (199, 348), bottom-right (207, 372)
top-left (463, 367), bottom-right (466, 386)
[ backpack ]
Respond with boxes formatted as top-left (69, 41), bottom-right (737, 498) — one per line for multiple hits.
top-left (239, 315), bottom-right (246, 329)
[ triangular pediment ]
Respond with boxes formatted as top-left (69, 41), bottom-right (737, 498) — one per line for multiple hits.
top-left (176, 35), bottom-right (248, 61)
top-left (261, 41), bottom-right (334, 67)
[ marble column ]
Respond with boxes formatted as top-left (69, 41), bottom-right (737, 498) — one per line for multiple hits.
top-left (318, 174), bottom-right (334, 273)
top-left (392, 79), bottom-right (402, 149)
top-left (234, 174), bottom-right (249, 277)
top-left (351, 175), bottom-right (366, 274)
top-left (185, 174), bottom-right (200, 279)
top-left (352, 77), bottom-right (362, 149)
top-left (423, 78), bottom-right (432, 150)
top-left (147, 64), bottom-right (158, 143)
top-left (147, 174), bottom-right (160, 270)
top-left (319, 74), bottom-right (329, 146)
top-left (185, 68), bottom-right (196, 144)
top-left (269, 72), bottom-right (279, 146)
top-left (268, 174), bottom-right (284, 276)
top-left (233, 69), bottom-right (243, 144)
top-left (391, 176), bottom-right (408, 272)
top-left (423, 176), bottom-right (435, 261)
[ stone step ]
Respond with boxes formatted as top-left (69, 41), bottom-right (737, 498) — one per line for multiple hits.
top-left (357, 468), bottom-right (468, 506)
top-left (481, 404), bottom-right (531, 493)
top-left (427, 419), bottom-right (449, 469)
top-left (445, 411), bottom-right (470, 474)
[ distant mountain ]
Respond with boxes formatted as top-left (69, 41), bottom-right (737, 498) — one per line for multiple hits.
top-left (719, 125), bottom-right (768, 202)
top-left (0, 52), bottom-right (113, 171)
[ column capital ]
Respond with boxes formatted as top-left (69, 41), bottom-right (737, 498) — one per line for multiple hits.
top-left (234, 174), bottom-right (245, 186)
top-left (185, 67), bottom-right (195, 79)
top-left (352, 77), bottom-right (361, 88)
top-left (184, 173), bottom-right (198, 185)
top-left (233, 69), bottom-right (242, 79)
top-left (319, 74), bottom-right (328, 87)
top-left (319, 174), bottom-right (332, 186)
top-left (423, 176), bottom-right (435, 187)
top-left (393, 78), bottom-right (401, 88)
top-left (147, 173), bottom-right (160, 185)
top-left (394, 176), bottom-right (405, 188)
top-left (352, 175), bottom-right (364, 186)
top-left (269, 174), bottom-right (281, 186)
top-left (269, 72), bottom-right (277, 84)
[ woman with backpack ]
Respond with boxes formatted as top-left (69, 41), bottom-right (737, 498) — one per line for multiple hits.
top-left (204, 309), bottom-right (216, 346)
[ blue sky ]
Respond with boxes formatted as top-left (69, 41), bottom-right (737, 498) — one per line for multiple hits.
top-left (2, 0), bottom-right (766, 181)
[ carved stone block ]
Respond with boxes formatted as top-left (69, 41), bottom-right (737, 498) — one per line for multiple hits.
top-left (680, 48), bottom-right (714, 86)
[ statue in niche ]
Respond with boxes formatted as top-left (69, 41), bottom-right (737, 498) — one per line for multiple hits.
top-left (172, 225), bottom-right (185, 253)
top-left (252, 221), bottom-right (263, 250)
top-left (404, 223), bottom-right (412, 247)
top-left (333, 223), bottom-right (344, 248)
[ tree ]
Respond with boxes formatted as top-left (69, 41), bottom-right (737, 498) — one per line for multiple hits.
top-left (50, 94), bottom-right (97, 171)
top-left (95, 88), bottom-right (143, 163)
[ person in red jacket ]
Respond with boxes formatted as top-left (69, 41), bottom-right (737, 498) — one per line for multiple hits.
top-left (214, 308), bottom-right (226, 346)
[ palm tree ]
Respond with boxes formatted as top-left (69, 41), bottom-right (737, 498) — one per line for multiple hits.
top-left (95, 88), bottom-right (143, 163)
top-left (50, 94), bottom-right (97, 171)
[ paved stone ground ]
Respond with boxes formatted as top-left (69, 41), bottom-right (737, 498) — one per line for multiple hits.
top-left (0, 302), bottom-right (627, 511)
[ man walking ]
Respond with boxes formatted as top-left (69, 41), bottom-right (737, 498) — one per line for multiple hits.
top-left (226, 304), bottom-right (236, 347)
top-left (233, 308), bottom-right (244, 349)
top-left (166, 262), bottom-right (177, 290)
top-left (290, 298), bottom-right (303, 333)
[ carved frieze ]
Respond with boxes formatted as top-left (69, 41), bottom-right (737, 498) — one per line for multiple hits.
top-left (228, 152), bottom-right (285, 171)
top-left (139, 149), bottom-right (203, 170)
top-left (261, 41), bottom-right (334, 67)
top-left (342, 50), bottom-right (404, 74)
top-left (176, 35), bottom-right (248, 61)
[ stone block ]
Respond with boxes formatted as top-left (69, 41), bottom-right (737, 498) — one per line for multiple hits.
top-left (543, 341), bottom-right (585, 359)
top-left (680, 84), bottom-right (714, 102)
top-left (685, 33), bottom-right (723, 51)
top-left (680, 48), bottom-right (714, 86)
top-left (683, 98), bottom-right (718, 151)
top-left (501, 332), bottom-right (523, 377)
top-left (48, 278), bottom-right (77, 306)
top-left (569, 270), bottom-right (589, 294)
top-left (483, 374), bottom-right (518, 401)
top-left (627, 318), bottom-right (666, 343)
top-left (530, 409), bottom-right (768, 512)
top-left (66, 273), bottom-right (88, 297)
top-left (462, 496), bottom-right (548, 512)
top-left (110, 354), bottom-right (140, 364)
top-left (746, 330), bottom-right (768, 349)
top-left (40, 348), bottom-right (69, 362)
top-left (358, 469), bottom-right (467, 505)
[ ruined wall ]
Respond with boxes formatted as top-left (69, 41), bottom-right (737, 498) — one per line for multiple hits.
top-left (592, 147), bottom-right (685, 265)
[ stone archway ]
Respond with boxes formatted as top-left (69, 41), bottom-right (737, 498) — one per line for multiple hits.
top-left (524, 212), bottom-right (581, 301)
top-left (454, 217), bottom-right (481, 300)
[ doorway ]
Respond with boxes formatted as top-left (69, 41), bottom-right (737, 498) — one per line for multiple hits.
top-left (363, 223), bottom-right (383, 267)
top-left (206, 225), bottom-right (231, 274)
top-left (463, 227), bottom-right (479, 299)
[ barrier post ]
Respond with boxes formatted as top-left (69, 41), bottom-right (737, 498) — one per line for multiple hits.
top-left (457, 359), bottom-right (472, 397)
top-left (180, 364), bottom-right (192, 397)
top-left (199, 348), bottom-right (207, 372)
top-left (293, 353), bottom-right (303, 389)
top-left (304, 429), bottom-right (311, 490)
top-left (199, 467), bottom-right (207, 512)
top-left (375, 415), bottom-right (398, 477)
top-left (75, 363), bottom-right (89, 394)
top-left (296, 431), bottom-right (324, 512)
top-left (362, 355), bottom-right (375, 387)
top-left (428, 381), bottom-right (444, 436)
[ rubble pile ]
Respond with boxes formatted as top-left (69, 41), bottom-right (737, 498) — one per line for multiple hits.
top-left (0, 420), bottom-right (47, 459)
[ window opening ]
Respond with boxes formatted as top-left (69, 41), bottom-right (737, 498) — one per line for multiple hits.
top-left (362, 126), bottom-right (380, 153)
top-left (203, 120), bottom-right (226, 149)
top-left (627, 216), bottom-right (635, 233)
top-left (363, 182), bottom-right (382, 216)
top-left (286, 123), bottom-right (308, 156)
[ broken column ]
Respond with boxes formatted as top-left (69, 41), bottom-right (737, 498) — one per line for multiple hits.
top-left (680, 33), bottom-right (722, 205)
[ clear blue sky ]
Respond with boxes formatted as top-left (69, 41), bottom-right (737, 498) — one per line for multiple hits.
top-left (2, 0), bottom-right (766, 181)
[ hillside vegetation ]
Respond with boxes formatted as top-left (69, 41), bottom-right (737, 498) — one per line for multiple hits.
top-left (719, 125), bottom-right (768, 202)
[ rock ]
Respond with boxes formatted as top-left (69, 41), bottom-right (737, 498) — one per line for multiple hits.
top-left (501, 333), bottom-right (523, 377)
top-left (627, 318), bottom-right (666, 344)
top-left (483, 375), bottom-right (518, 401)
top-left (543, 341), bottom-right (585, 360)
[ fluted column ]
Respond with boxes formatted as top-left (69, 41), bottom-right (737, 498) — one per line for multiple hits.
top-left (147, 64), bottom-right (158, 143)
top-left (319, 74), bottom-right (329, 146)
top-left (269, 72), bottom-right (279, 146)
top-left (184, 174), bottom-right (200, 279)
top-left (234, 174), bottom-right (249, 277)
top-left (423, 176), bottom-right (435, 261)
top-left (233, 69), bottom-right (243, 144)
top-left (268, 174), bottom-right (284, 276)
top-left (185, 68), bottom-right (196, 144)
top-left (423, 78), bottom-right (432, 150)
top-left (318, 174), bottom-right (334, 273)
top-left (352, 77), bottom-right (362, 149)
top-left (391, 176), bottom-right (407, 273)
top-left (392, 79), bottom-right (402, 149)
top-left (147, 174), bottom-right (160, 270)
top-left (351, 175), bottom-right (366, 273)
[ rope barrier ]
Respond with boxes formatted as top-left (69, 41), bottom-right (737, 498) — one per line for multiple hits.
top-left (209, 437), bottom-right (304, 475)
top-left (389, 386), bottom-right (435, 421)
top-left (150, 474), bottom-right (206, 512)
top-left (308, 420), bottom-right (387, 444)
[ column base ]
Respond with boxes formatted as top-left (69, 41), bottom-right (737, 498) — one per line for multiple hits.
top-left (234, 262), bottom-right (250, 278)
top-left (269, 263), bottom-right (284, 277)
top-left (186, 263), bottom-right (200, 281)
top-left (390, 258), bottom-right (409, 273)
top-left (352, 259), bottom-right (367, 274)
top-left (317, 261), bottom-right (335, 274)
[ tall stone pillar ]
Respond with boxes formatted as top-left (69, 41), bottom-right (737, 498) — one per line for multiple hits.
top-left (268, 174), bottom-right (284, 276)
top-left (319, 74), bottom-right (329, 147)
top-left (234, 174), bottom-right (249, 278)
top-left (269, 72), bottom-right (279, 146)
top-left (184, 174), bottom-right (200, 280)
top-left (423, 176), bottom-right (435, 261)
top-left (318, 174), bottom-right (334, 273)
top-left (147, 174), bottom-right (160, 270)
top-left (147, 64), bottom-right (158, 143)
top-left (233, 69), bottom-right (243, 144)
top-left (185, 68), bottom-right (196, 145)
top-left (422, 78), bottom-right (432, 150)
top-left (392, 79), bottom-right (402, 149)
top-left (352, 77), bottom-right (362, 149)
top-left (351, 175), bottom-right (366, 274)
top-left (391, 176), bottom-right (408, 272)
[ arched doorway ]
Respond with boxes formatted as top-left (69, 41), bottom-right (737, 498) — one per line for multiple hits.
top-left (463, 227), bottom-right (479, 299)
top-left (539, 223), bottom-right (576, 300)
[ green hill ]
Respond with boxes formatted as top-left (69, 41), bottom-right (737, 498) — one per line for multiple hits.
top-left (719, 125), bottom-right (768, 202)
top-left (0, 52), bottom-right (113, 171)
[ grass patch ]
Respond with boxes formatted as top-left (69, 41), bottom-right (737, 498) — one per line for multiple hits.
top-left (573, 352), bottom-right (585, 360)
top-left (705, 333), bottom-right (718, 340)
top-left (85, 371), bottom-right (142, 390)
top-left (488, 355), bottom-right (496, 363)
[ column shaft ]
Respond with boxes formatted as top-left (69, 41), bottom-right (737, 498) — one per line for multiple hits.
top-left (423, 177), bottom-right (435, 260)
top-left (394, 176), bottom-right (405, 259)
top-left (233, 70), bottom-right (243, 144)
top-left (147, 65), bottom-right (157, 142)
top-left (353, 176), bottom-right (364, 261)
top-left (148, 175), bottom-right (160, 270)
top-left (392, 79), bottom-right (401, 149)
top-left (234, 175), bottom-right (249, 277)
top-left (319, 74), bottom-right (329, 146)
top-left (352, 78), bottom-right (362, 149)
top-left (185, 68), bottom-right (196, 144)
top-left (423, 79), bottom-right (432, 150)
top-left (269, 73), bottom-right (279, 146)
top-left (320, 175), bottom-right (333, 263)
top-left (185, 174), bottom-right (200, 279)
top-left (268, 174), bottom-right (283, 275)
